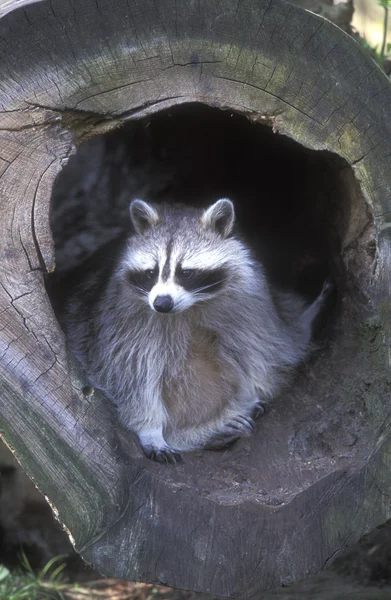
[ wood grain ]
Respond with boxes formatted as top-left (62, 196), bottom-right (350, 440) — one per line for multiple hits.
top-left (0, 0), bottom-right (390, 596)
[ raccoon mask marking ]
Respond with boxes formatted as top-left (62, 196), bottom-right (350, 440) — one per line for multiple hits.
top-left (123, 198), bottom-right (235, 314)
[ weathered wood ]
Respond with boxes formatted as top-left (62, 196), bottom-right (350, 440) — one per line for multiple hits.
top-left (0, 0), bottom-right (390, 597)
top-left (0, 0), bottom-right (43, 18)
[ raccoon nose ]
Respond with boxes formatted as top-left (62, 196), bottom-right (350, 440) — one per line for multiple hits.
top-left (153, 295), bottom-right (174, 313)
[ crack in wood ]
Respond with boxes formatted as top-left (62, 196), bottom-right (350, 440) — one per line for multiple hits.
top-left (211, 72), bottom-right (322, 124)
top-left (0, 0), bottom-right (390, 594)
top-left (31, 157), bottom-right (57, 273)
top-left (73, 79), bottom-right (154, 110)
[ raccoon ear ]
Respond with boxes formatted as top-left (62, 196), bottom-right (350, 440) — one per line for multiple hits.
top-left (201, 198), bottom-right (235, 238)
top-left (130, 199), bottom-right (159, 235)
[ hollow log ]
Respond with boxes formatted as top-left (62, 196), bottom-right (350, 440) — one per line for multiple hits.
top-left (0, 0), bottom-right (391, 597)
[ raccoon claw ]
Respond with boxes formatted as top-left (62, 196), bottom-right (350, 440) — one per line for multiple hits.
top-left (225, 415), bottom-right (255, 435)
top-left (253, 400), bottom-right (268, 419)
top-left (144, 448), bottom-right (182, 464)
top-left (204, 434), bottom-right (240, 451)
top-left (205, 413), bottom-right (258, 451)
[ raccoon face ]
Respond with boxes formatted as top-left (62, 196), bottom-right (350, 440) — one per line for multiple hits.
top-left (123, 198), bottom-right (235, 314)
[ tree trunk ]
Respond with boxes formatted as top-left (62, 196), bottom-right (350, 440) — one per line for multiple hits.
top-left (0, 0), bottom-right (390, 597)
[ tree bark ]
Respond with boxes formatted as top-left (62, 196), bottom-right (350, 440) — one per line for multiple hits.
top-left (0, 0), bottom-right (390, 597)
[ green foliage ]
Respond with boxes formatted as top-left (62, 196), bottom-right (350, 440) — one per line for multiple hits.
top-left (378, 0), bottom-right (390, 63)
top-left (378, 0), bottom-right (391, 10)
top-left (358, 37), bottom-right (383, 63)
top-left (0, 553), bottom-right (68, 600)
top-left (357, 34), bottom-right (391, 68)
top-left (357, 0), bottom-right (391, 70)
top-left (0, 553), bottom-right (133, 600)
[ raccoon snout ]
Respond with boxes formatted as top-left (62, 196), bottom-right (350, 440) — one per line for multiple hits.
top-left (153, 295), bottom-right (174, 313)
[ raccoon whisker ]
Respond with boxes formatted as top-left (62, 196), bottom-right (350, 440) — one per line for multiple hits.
top-left (193, 271), bottom-right (225, 286)
top-left (129, 283), bottom-right (148, 296)
top-left (194, 280), bottom-right (225, 293)
top-left (192, 272), bottom-right (212, 285)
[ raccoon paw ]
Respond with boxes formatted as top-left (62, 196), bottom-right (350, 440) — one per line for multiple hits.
top-left (204, 434), bottom-right (240, 451)
top-left (225, 414), bottom-right (255, 435)
top-left (252, 399), bottom-right (268, 419)
top-left (144, 447), bottom-right (182, 464)
top-left (205, 417), bottom-right (253, 451)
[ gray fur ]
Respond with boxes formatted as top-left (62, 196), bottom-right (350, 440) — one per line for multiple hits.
top-left (64, 199), bottom-right (331, 462)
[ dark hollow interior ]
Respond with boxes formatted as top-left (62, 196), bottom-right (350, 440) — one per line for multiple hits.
top-left (48, 103), bottom-right (379, 505)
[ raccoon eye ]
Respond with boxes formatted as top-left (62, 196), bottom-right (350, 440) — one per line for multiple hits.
top-left (145, 269), bottom-right (156, 279)
top-left (180, 268), bottom-right (194, 278)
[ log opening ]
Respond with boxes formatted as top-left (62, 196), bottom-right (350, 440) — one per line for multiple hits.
top-left (1, 0), bottom-right (390, 591)
top-left (48, 102), bottom-right (377, 507)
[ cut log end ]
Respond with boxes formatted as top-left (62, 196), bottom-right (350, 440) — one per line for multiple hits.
top-left (1, 0), bottom-right (390, 595)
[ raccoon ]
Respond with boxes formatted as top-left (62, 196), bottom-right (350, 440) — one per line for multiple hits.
top-left (63, 198), bottom-right (333, 463)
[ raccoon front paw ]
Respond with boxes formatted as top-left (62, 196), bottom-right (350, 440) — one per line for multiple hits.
top-left (144, 447), bottom-right (182, 464)
top-left (205, 415), bottom-right (256, 451)
top-left (224, 414), bottom-right (255, 435)
top-left (252, 399), bottom-right (268, 419)
top-left (204, 433), bottom-right (240, 451)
